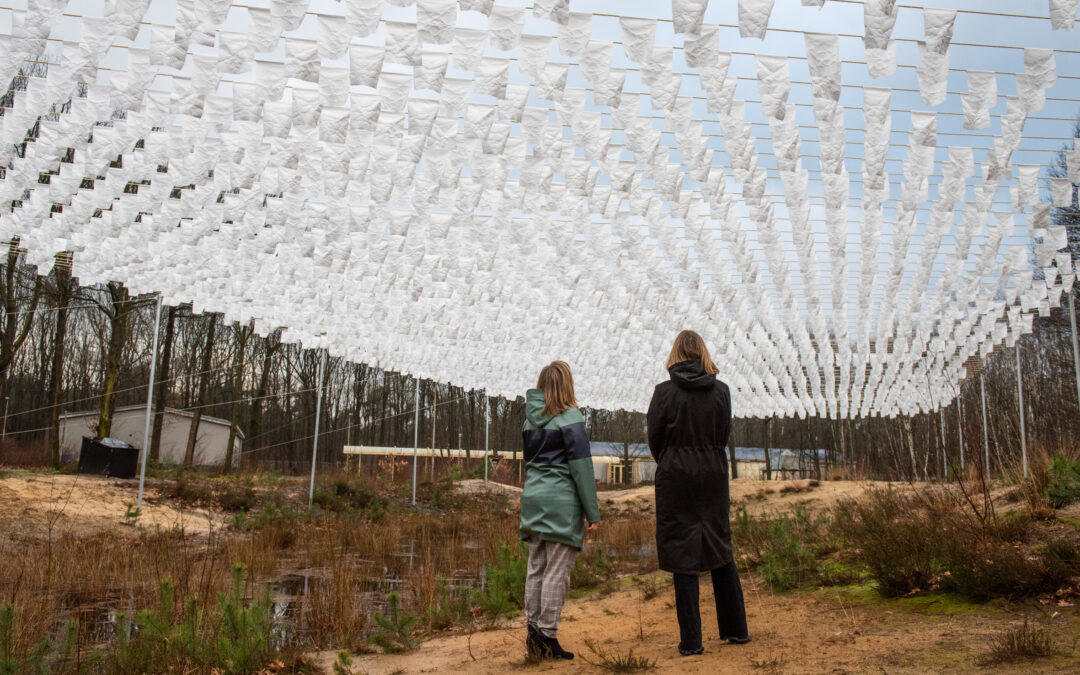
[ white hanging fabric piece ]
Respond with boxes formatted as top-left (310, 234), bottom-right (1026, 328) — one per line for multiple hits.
top-left (1050, 0), bottom-right (1079, 30)
top-left (418, 0), bottom-right (457, 45)
top-left (345, 0), bottom-right (384, 38)
top-left (619, 16), bottom-right (656, 63)
top-left (738, 0), bottom-right (776, 39)
top-left (671, 0), bottom-right (708, 35)
top-left (916, 8), bottom-right (956, 106)
top-left (488, 5), bottom-right (527, 51)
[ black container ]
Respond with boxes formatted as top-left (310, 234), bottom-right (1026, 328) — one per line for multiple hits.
top-left (76, 437), bottom-right (139, 479)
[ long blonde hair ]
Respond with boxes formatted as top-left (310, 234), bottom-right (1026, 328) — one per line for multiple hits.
top-left (666, 330), bottom-right (719, 374)
top-left (537, 361), bottom-right (578, 416)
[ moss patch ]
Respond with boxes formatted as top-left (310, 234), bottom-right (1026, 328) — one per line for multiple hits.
top-left (820, 583), bottom-right (995, 616)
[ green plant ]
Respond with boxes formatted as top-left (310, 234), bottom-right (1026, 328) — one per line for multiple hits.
top-left (0, 604), bottom-right (50, 675)
top-left (217, 484), bottom-right (258, 512)
top-left (332, 650), bottom-right (353, 675)
top-left (471, 542), bottom-right (527, 621)
top-left (427, 578), bottom-right (472, 631)
top-left (124, 502), bottom-right (141, 524)
top-left (635, 575), bottom-right (665, 600)
top-left (980, 619), bottom-right (1053, 664)
top-left (758, 517), bottom-right (820, 592)
top-left (572, 549), bottom-right (614, 589)
top-left (1044, 455), bottom-right (1080, 508)
top-left (369, 591), bottom-right (418, 654)
top-left (582, 639), bottom-right (657, 672)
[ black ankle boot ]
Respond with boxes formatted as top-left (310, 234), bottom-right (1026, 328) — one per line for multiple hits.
top-left (541, 634), bottom-right (574, 660)
top-left (526, 624), bottom-right (550, 658)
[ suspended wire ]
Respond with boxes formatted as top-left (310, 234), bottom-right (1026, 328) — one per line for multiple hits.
top-left (239, 394), bottom-right (473, 456)
top-left (4, 363), bottom-right (234, 421)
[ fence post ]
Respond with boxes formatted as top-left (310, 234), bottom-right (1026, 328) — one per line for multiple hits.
top-left (483, 390), bottom-right (490, 486)
top-left (412, 379), bottom-right (420, 505)
top-left (1016, 340), bottom-right (1027, 479)
top-left (308, 349), bottom-right (326, 507)
top-left (136, 293), bottom-right (163, 512)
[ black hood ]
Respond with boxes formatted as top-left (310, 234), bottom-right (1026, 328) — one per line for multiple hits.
top-left (668, 359), bottom-right (716, 391)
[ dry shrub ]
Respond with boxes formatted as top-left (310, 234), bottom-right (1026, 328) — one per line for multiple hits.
top-left (833, 485), bottom-right (1075, 600)
top-left (980, 618), bottom-right (1053, 665)
top-left (0, 438), bottom-right (51, 468)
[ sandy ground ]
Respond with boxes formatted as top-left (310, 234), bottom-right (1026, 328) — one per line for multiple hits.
top-left (0, 472), bottom-right (222, 538)
top-left (459, 477), bottom-right (899, 517)
top-left (311, 571), bottom-right (1079, 674)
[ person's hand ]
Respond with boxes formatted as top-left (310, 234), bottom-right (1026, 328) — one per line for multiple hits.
top-left (586, 521), bottom-right (600, 534)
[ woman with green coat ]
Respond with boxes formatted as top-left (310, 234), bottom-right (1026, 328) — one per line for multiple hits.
top-left (520, 360), bottom-right (601, 660)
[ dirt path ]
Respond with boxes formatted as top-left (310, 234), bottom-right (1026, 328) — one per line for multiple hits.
top-left (0, 472), bottom-right (221, 538)
top-left (313, 571), bottom-right (1079, 674)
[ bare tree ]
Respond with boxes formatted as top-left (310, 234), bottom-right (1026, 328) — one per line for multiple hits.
top-left (90, 282), bottom-right (152, 439)
top-left (0, 239), bottom-right (41, 403)
top-left (224, 321), bottom-right (253, 473)
top-left (184, 313), bottom-right (218, 466)
top-left (45, 255), bottom-right (75, 468)
top-left (149, 304), bottom-right (178, 462)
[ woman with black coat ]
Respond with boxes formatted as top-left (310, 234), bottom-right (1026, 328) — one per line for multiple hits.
top-left (647, 330), bottom-right (750, 656)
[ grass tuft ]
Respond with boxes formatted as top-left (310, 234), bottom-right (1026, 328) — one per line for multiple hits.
top-left (582, 639), bottom-right (658, 672)
top-left (980, 619), bottom-right (1053, 665)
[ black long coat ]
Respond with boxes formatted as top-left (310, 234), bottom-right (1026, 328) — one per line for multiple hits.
top-left (647, 359), bottom-right (733, 574)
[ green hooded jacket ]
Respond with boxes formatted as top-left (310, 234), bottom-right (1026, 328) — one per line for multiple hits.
top-left (519, 389), bottom-right (601, 549)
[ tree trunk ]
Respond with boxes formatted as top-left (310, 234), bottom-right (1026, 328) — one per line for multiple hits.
top-left (764, 418), bottom-right (772, 481)
top-left (224, 323), bottom-right (252, 473)
top-left (904, 416), bottom-right (918, 481)
top-left (0, 240), bottom-right (41, 403)
top-left (248, 330), bottom-right (280, 444)
top-left (150, 305), bottom-right (177, 462)
top-left (47, 258), bottom-right (74, 469)
top-left (184, 313), bottom-right (217, 466)
top-left (96, 282), bottom-right (133, 440)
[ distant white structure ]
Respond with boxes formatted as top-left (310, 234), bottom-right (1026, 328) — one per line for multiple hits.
top-left (58, 405), bottom-right (243, 467)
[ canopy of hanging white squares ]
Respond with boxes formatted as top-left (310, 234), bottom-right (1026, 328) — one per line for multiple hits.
top-left (1, 0), bottom-right (1078, 417)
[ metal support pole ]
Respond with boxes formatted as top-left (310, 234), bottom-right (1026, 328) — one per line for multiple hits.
top-left (939, 409), bottom-right (947, 481)
top-left (980, 372), bottom-right (990, 478)
top-left (136, 294), bottom-right (163, 513)
top-left (308, 349), bottom-right (327, 507)
top-left (483, 391), bottom-right (490, 486)
top-left (412, 380), bottom-right (420, 505)
top-left (1070, 291), bottom-right (1080, 412)
top-left (957, 392), bottom-right (964, 471)
top-left (1016, 341), bottom-right (1028, 479)
top-left (2, 396), bottom-right (9, 439)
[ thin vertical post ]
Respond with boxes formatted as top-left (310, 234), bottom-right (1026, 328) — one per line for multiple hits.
top-left (483, 391), bottom-right (490, 486)
top-left (939, 409), bottom-right (947, 481)
top-left (1070, 291), bottom-right (1080, 412)
top-left (308, 349), bottom-right (327, 507)
top-left (980, 372), bottom-right (990, 478)
top-left (412, 379), bottom-right (420, 505)
top-left (1016, 340), bottom-right (1028, 478)
top-left (136, 294), bottom-right (163, 513)
top-left (957, 391), bottom-right (964, 471)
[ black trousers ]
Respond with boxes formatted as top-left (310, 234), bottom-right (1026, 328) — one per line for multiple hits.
top-left (672, 561), bottom-right (749, 650)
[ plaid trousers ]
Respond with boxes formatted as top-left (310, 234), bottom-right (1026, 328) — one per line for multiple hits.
top-left (524, 538), bottom-right (577, 638)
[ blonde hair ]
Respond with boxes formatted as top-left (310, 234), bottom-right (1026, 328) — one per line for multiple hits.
top-left (666, 330), bottom-right (719, 374)
top-left (537, 361), bottom-right (578, 416)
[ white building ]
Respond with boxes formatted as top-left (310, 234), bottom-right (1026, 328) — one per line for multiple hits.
top-left (58, 405), bottom-right (244, 467)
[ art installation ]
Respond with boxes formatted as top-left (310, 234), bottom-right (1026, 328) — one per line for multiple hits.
top-left (1, 0), bottom-right (1078, 418)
